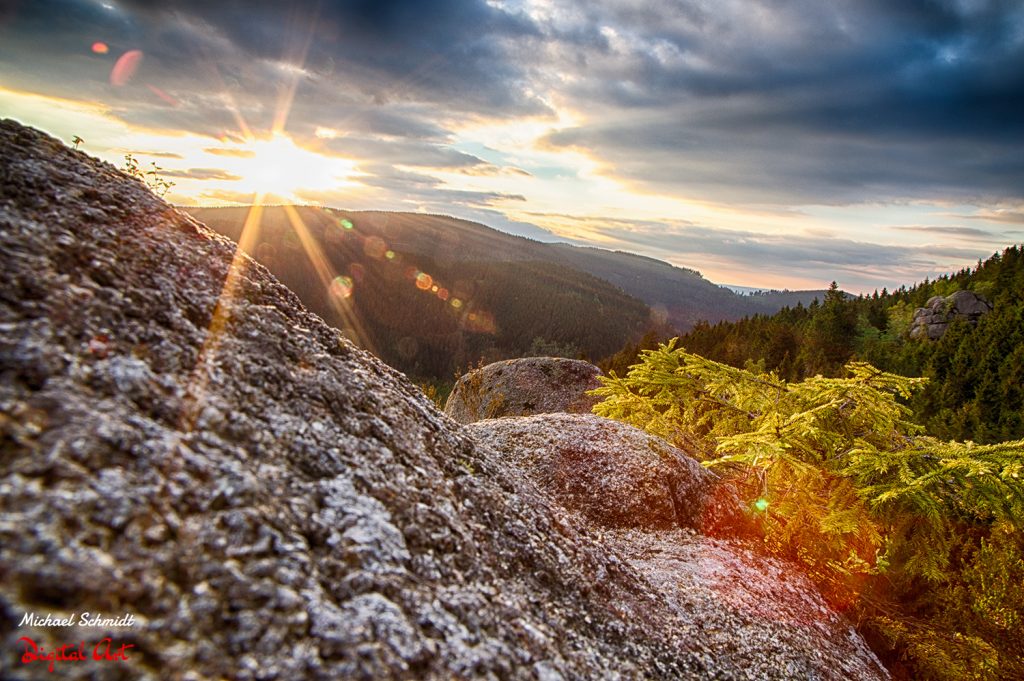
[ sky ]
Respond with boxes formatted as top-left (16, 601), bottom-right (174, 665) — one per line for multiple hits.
top-left (1, 0), bottom-right (1022, 292)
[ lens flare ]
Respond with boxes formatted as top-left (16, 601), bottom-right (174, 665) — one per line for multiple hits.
top-left (340, 219), bottom-right (353, 230)
top-left (755, 498), bottom-right (769, 512)
top-left (91, 42), bottom-right (109, 55)
top-left (464, 309), bottom-right (497, 334)
top-left (110, 49), bottom-right (143, 86)
top-left (363, 236), bottom-right (387, 259)
top-left (330, 275), bottom-right (354, 300)
top-left (415, 272), bottom-right (433, 291)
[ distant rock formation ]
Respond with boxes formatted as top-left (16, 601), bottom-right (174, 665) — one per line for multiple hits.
top-left (444, 357), bottom-right (602, 424)
top-left (0, 119), bottom-right (888, 680)
top-left (909, 290), bottom-right (993, 340)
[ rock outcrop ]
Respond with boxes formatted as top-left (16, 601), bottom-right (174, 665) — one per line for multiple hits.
top-left (909, 290), bottom-right (993, 340)
top-left (445, 357), bottom-right (601, 424)
top-left (466, 413), bottom-right (746, 535)
top-left (0, 119), bottom-right (888, 680)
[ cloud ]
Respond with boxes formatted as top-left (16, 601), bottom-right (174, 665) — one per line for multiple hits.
top-left (339, 162), bottom-right (524, 211)
top-left (891, 225), bottom-right (997, 240)
top-left (2, 0), bottom-right (1021, 291)
top-left (324, 136), bottom-right (488, 169)
top-left (192, 189), bottom-right (259, 204)
top-left (536, 0), bottom-right (1024, 205)
top-left (160, 167), bottom-right (242, 181)
top-left (204, 148), bottom-right (256, 158)
top-left (960, 209), bottom-right (1024, 225)
top-left (454, 164), bottom-right (532, 177)
top-left (112, 0), bottom-right (548, 115)
top-left (123, 149), bottom-right (184, 159)
top-left (6, 0), bottom-right (1020, 210)
top-left (527, 211), bottom-right (991, 289)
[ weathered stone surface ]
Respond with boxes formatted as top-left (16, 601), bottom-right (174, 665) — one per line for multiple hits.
top-left (0, 120), bottom-right (888, 680)
top-left (466, 413), bottom-right (746, 535)
top-left (445, 357), bottom-right (601, 424)
top-left (909, 290), bottom-right (992, 340)
top-left (607, 529), bottom-right (889, 681)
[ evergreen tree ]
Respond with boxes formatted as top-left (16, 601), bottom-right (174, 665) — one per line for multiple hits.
top-left (591, 340), bottom-right (1024, 680)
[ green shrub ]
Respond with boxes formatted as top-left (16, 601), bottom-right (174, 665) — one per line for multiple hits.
top-left (591, 340), bottom-right (1024, 679)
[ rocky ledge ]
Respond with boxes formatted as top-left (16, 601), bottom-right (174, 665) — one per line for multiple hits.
top-left (0, 119), bottom-right (887, 680)
top-left (909, 290), bottom-right (992, 340)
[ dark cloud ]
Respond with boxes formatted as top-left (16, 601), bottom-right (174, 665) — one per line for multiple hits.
top-left (0, 0), bottom-right (547, 147)
top-left (326, 136), bottom-right (488, 169)
top-left (111, 0), bottom-right (547, 115)
top-left (539, 0), bottom-right (1024, 205)
top-left (348, 163), bottom-right (525, 211)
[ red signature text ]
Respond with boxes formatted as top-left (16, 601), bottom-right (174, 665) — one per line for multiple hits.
top-left (18, 636), bottom-right (134, 672)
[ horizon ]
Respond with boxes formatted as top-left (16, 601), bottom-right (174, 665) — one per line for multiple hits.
top-left (2, 0), bottom-right (1022, 293)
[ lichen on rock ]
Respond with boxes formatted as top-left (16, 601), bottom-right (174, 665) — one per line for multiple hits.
top-left (445, 357), bottom-right (602, 424)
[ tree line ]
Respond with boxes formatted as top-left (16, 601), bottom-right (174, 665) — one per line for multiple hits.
top-left (603, 245), bottom-right (1024, 444)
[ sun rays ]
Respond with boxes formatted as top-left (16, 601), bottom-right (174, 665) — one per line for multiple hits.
top-left (202, 133), bottom-right (360, 202)
top-left (179, 5), bottom-right (338, 430)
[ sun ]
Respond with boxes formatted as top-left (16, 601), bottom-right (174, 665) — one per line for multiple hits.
top-left (204, 133), bottom-right (358, 202)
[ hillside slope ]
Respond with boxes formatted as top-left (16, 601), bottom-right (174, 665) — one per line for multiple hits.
top-left (187, 206), bottom-right (826, 339)
top-left (546, 243), bottom-right (827, 329)
top-left (185, 206), bottom-right (651, 381)
top-left (678, 254), bottom-right (1024, 443)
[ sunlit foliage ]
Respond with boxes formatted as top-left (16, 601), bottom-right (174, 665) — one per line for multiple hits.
top-left (592, 340), bottom-right (1024, 679)
top-left (122, 153), bottom-right (174, 197)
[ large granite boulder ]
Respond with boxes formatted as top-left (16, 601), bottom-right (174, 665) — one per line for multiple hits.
top-left (467, 414), bottom-right (886, 677)
top-left (909, 290), bottom-right (993, 340)
top-left (445, 357), bottom-right (601, 424)
top-left (466, 413), bottom-right (746, 535)
top-left (0, 119), bottom-right (888, 680)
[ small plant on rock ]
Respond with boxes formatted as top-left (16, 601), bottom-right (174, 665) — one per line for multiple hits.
top-left (122, 153), bottom-right (175, 197)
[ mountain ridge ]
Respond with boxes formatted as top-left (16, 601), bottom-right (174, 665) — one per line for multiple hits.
top-left (184, 206), bottom-right (829, 327)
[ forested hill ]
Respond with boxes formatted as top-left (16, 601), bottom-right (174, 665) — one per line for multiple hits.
top-left (184, 205), bottom-right (653, 383)
top-left (186, 206), bottom-right (824, 334)
top-left (546, 243), bottom-right (828, 329)
top-left (669, 245), bottom-right (1024, 444)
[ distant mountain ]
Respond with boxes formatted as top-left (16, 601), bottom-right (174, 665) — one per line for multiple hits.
top-left (544, 243), bottom-right (828, 329)
top-left (184, 206), bottom-right (828, 380)
top-left (188, 207), bottom-right (825, 319)
top-left (184, 206), bottom-right (651, 382)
